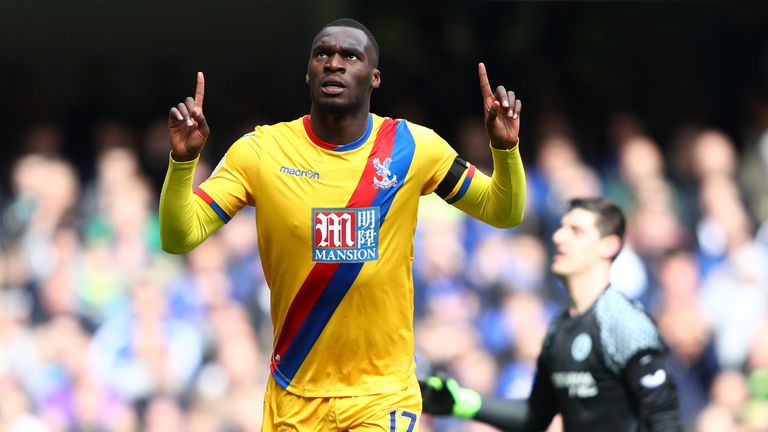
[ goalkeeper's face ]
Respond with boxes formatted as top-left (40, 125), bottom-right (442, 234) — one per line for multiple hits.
top-left (551, 208), bottom-right (619, 277)
top-left (307, 26), bottom-right (381, 114)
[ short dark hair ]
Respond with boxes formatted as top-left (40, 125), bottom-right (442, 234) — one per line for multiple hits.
top-left (318, 18), bottom-right (380, 66)
top-left (567, 197), bottom-right (626, 242)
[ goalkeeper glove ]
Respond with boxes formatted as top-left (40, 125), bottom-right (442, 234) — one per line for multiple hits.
top-left (419, 375), bottom-right (483, 419)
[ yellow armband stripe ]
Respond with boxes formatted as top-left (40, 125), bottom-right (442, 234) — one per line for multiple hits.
top-left (445, 164), bottom-right (476, 204)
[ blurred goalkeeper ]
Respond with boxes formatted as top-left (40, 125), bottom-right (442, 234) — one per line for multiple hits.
top-left (420, 197), bottom-right (683, 431)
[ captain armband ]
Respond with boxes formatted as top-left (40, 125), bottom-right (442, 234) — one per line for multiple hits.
top-left (435, 157), bottom-right (474, 203)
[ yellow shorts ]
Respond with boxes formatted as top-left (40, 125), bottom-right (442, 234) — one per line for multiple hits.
top-left (261, 374), bottom-right (421, 432)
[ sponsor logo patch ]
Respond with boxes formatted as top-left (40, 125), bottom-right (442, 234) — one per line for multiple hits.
top-left (312, 207), bottom-right (379, 263)
top-left (551, 371), bottom-right (598, 398)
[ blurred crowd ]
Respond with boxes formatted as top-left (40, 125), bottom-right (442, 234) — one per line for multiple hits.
top-left (0, 105), bottom-right (767, 432)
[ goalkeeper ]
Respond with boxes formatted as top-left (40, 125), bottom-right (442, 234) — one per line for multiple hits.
top-left (421, 198), bottom-right (682, 431)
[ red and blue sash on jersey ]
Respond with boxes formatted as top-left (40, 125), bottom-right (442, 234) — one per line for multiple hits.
top-left (271, 118), bottom-right (416, 388)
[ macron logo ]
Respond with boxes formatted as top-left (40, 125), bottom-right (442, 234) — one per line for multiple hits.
top-left (280, 165), bottom-right (320, 180)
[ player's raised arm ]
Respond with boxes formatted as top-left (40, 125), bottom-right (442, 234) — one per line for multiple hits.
top-left (168, 71), bottom-right (210, 161)
top-left (479, 62), bottom-right (522, 150)
top-left (432, 62), bottom-right (526, 228)
top-left (160, 71), bottom-right (225, 254)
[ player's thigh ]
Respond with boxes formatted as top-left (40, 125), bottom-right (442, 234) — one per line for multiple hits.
top-left (347, 375), bottom-right (422, 432)
top-left (262, 376), bottom-right (333, 432)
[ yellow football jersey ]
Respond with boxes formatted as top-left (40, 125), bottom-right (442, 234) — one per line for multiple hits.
top-left (160, 113), bottom-right (526, 397)
top-left (197, 114), bottom-right (454, 396)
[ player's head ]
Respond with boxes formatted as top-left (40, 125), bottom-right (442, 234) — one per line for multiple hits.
top-left (307, 18), bottom-right (381, 114)
top-left (551, 197), bottom-right (625, 277)
top-left (314, 19), bottom-right (380, 67)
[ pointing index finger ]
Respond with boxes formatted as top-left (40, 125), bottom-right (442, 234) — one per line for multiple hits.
top-left (478, 62), bottom-right (493, 99)
top-left (195, 71), bottom-right (205, 110)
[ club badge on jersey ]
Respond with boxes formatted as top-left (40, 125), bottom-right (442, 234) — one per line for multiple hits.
top-left (373, 157), bottom-right (397, 190)
top-left (312, 207), bottom-right (380, 263)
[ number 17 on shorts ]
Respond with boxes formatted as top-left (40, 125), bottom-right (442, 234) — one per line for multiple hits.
top-left (388, 409), bottom-right (417, 432)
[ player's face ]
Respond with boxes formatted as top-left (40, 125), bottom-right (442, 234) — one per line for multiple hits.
top-left (307, 26), bottom-right (380, 114)
top-left (550, 208), bottom-right (605, 277)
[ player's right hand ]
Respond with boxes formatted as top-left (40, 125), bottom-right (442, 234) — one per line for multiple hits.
top-left (419, 375), bottom-right (482, 418)
top-left (478, 62), bottom-right (522, 150)
top-left (168, 71), bottom-right (210, 162)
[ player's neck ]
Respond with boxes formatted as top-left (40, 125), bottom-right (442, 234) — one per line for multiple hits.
top-left (564, 266), bottom-right (610, 316)
top-left (309, 107), bottom-right (371, 146)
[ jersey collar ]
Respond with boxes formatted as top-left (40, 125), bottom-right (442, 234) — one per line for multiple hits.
top-left (303, 114), bottom-right (373, 152)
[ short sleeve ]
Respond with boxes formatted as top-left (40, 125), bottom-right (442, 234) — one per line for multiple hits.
top-left (196, 132), bottom-right (262, 219)
top-left (595, 289), bottom-right (664, 374)
top-left (405, 121), bottom-right (458, 195)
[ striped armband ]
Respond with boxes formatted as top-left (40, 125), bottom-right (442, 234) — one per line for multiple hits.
top-left (435, 156), bottom-right (476, 204)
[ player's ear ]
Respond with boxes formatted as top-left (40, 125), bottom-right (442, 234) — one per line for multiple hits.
top-left (305, 73), bottom-right (310, 84)
top-left (599, 235), bottom-right (622, 260)
top-left (371, 69), bottom-right (381, 89)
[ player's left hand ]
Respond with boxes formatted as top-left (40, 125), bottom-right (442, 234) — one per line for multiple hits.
top-left (478, 63), bottom-right (522, 150)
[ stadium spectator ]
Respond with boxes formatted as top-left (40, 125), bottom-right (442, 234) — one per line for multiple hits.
top-left (88, 274), bottom-right (204, 403)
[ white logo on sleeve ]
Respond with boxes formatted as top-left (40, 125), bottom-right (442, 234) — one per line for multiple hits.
top-left (640, 370), bottom-right (667, 388)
